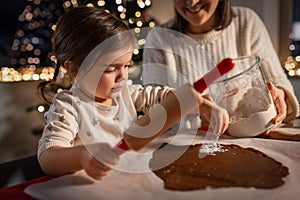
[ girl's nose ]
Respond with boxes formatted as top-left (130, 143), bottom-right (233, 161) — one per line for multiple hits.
top-left (116, 66), bottom-right (128, 82)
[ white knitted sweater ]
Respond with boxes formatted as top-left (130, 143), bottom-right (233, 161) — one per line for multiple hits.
top-left (142, 6), bottom-right (299, 121)
top-left (38, 83), bottom-right (171, 159)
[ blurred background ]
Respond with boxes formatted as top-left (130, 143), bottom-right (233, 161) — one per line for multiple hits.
top-left (0, 0), bottom-right (299, 170)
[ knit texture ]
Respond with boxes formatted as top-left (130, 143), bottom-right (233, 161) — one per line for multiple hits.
top-left (37, 83), bottom-right (172, 159)
top-left (142, 6), bottom-right (299, 120)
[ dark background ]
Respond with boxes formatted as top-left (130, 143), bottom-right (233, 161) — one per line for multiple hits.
top-left (0, 0), bottom-right (63, 67)
top-left (0, 0), bottom-right (26, 66)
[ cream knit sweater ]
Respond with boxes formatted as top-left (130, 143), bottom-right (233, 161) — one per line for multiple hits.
top-left (38, 83), bottom-right (171, 159)
top-left (142, 6), bottom-right (299, 121)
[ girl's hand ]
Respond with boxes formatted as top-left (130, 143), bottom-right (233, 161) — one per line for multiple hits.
top-left (80, 143), bottom-right (119, 180)
top-left (266, 82), bottom-right (287, 134)
top-left (197, 93), bottom-right (229, 135)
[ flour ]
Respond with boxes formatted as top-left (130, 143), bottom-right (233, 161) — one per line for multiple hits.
top-left (215, 74), bottom-right (253, 116)
top-left (225, 86), bottom-right (276, 137)
top-left (230, 87), bottom-right (271, 124)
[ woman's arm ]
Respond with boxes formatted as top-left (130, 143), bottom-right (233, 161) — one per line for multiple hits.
top-left (247, 8), bottom-right (299, 121)
top-left (142, 28), bottom-right (167, 86)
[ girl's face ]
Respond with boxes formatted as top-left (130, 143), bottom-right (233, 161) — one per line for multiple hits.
top-left (94, 51), bottom-right (132, 105)
top-left (174, 0), bottom-right (219, 34)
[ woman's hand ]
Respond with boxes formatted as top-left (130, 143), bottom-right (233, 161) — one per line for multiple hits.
top-left (80, 143), bottom-right (119, 180)
top-left (266, 82), bottom-right (287, 133)
top-left (196, 93), bottom-right (229, 136)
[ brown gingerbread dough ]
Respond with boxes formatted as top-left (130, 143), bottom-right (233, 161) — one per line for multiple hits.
top-left (149, 143), bottom-right (289, 191)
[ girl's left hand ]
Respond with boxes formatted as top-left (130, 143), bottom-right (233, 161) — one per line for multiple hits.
top-left (80, 143), bottom-right (119, 180)
top-left (266, 82), bottom-right (287, 134)
top-left (197, 93), bottom-right (229, 136)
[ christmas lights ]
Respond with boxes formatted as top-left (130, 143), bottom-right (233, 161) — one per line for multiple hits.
top-left (1, 0), bottom-right (155, 83)
top-left (283, 55), bottom-right (300, 77)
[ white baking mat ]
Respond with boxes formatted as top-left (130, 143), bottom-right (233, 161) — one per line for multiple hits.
top-left (25, 130), bottom-right (300, 200)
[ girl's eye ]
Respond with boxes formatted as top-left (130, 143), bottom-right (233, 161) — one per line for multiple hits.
top-left (104, 64), bottom-right (130, 73)
top-left (104, 68), bottom-right (116, 73)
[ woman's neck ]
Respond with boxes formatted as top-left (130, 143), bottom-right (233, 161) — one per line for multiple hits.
top-left (187, 13), bottom-right (217, 34)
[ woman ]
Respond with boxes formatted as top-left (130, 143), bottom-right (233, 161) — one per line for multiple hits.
top-left (142, 0), bottom-right (299, 129)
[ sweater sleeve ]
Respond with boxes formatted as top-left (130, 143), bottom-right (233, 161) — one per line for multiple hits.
top-left (142, 28), bottom-right (170, 86)
top-left (129, 84), bottom-right (173, 113)
top-left (243, 7), bottom-right (299, 120)
top-left (37, 91), bottom-right (80, 159)
top-left (142, 27), bottom-right (202, 88)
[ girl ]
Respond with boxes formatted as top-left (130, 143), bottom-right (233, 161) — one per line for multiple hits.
top-left (38, 6), bottom-right (229, 180)
top-left (142, 0), bottom-right (299, 131)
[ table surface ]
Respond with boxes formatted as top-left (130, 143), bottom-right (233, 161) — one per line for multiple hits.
top-left (0, 176), bottom-right (53, 200)
top-left (1, 123), bottom-right (299, 200)
top-left (0, 154), bottom-right (50, 200)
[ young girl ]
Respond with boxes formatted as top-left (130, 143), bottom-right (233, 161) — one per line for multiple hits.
top-left (38, 6), bottom-right (229, 180)
top-left (142, 0), bottom-right (299, 130)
